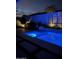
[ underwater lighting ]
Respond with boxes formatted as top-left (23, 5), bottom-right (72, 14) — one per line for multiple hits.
top-left (28, 33), bottom-right (37, 37)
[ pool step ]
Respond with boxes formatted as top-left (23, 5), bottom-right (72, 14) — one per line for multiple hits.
top-left (35, 50), bottom-right (61, 59)
top-left (19, 41), bottom-right (38, 53)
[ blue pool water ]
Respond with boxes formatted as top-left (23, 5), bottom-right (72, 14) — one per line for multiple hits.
top-left (24, 28), bottom-right (62, 47)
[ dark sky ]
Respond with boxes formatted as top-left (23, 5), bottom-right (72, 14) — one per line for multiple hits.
top-left (16, 0), bottom-right (61, 16)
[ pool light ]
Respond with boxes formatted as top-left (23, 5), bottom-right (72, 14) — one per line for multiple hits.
top-left (28, 33), bottom-right (37, 37)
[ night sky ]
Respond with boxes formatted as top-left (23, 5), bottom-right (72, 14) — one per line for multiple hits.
top-left (16, 0), bottom-right (61, 16)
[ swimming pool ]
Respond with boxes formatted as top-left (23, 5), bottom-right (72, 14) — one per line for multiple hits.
top-left (24, 28), bottom-right (62, 47)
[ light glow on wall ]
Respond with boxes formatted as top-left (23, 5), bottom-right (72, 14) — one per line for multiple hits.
top-left (48, 18), bottom-right (55, 27)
